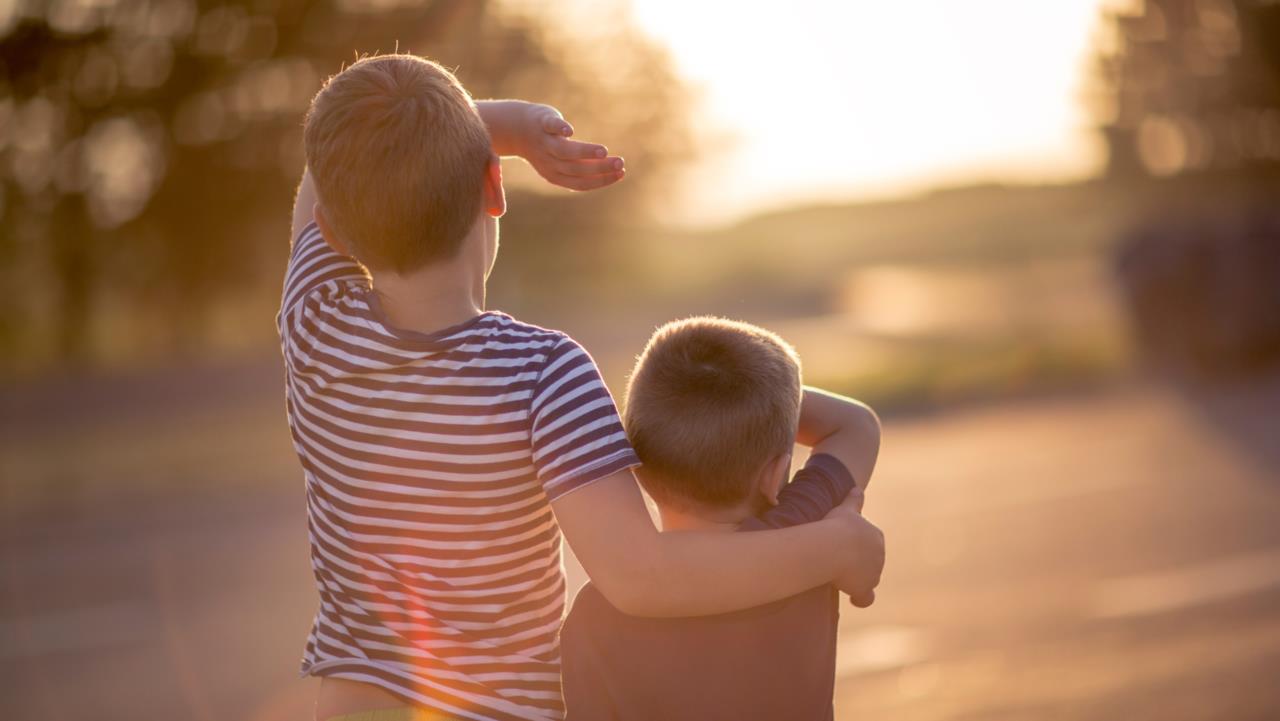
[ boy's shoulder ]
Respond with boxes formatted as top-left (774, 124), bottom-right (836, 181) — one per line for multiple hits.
top-left (479, 315), bottom-right (602, 375)
top-left (485, 313), bottom-right (575, 346)
top-left (487, 316), bottom-right (610, 378)
top-left (434, 311), bottom-right (575, 347)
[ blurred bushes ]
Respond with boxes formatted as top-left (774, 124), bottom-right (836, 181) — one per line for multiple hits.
top-left (0, 0), bottom-right (697, 373)
top-left (1092, 0), bottom-right (1280, 178)
top-left (1116, 197), bottom-right (1280, 377)
top-left (817, 333), bottom-right (1131, 414)
top-left (1092, 0), bottom-right (1280, 378)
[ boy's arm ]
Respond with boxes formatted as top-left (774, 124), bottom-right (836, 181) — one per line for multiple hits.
top-left (743, 455), bottom-right (861, 531)
top-left (290, 167), bottom-right (320, 247)
top-left (742, 387), bottom-right (879, 531)
top-left (284, 100), bottom-right (610, 315)
top-left (476, 100), bottom-right (625, 191)
top-left (795, 386), bottom-right (881, 493)
top-left (552, 471), bottom-right (883, 618)
top-left (534, 340), bottom-right (881, 619)
top-left (292, 99), bottom-right (617, 241)
top-left (280, 169), bottom-right (366, 330)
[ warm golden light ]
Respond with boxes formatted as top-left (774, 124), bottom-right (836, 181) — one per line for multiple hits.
top-left (5, 2), bottom-right (1279, 720)
top-left (628, 0), bottom-right (1112, 224)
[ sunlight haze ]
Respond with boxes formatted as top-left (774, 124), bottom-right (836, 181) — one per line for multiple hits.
top-left (629, 1), bottom-right (1113, 225)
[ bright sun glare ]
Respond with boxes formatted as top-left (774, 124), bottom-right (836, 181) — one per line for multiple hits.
top-left (628, 0), bottom-right (1113, 225)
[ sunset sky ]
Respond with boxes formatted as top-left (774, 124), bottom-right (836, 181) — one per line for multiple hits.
top-left (627, 0), bottom-right (1120, 224)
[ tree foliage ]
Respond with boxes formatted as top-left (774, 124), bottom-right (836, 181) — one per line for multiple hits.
top-left (1091, 0), bottom-right (1280, 178)
top-left (0, 0), bottom-right (696, 368)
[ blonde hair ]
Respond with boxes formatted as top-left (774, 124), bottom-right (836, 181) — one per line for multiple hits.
top-left (624, 317), bottom-right (803, 510)
top-left (303, 54), bottom-right (493, 273)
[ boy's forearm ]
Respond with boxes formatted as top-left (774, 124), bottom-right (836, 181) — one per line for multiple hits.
top-left (475, 99), bottom-right (531, 157)
top-left (291, 167), bottom-right (319, 244)
top-left (795, 386), bottom-right (881, 490)
top-left (796, 387), bottom-right (878, 446)
top-left (473, 99), bottom-right (621, 192)
top-left (746, 457), bottom-right (859, 531)
top-left (617, 517), bottom-right (871, 617)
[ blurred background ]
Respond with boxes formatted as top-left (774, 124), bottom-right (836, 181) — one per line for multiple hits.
top-left (3, 0), bottom-right (1280, 719)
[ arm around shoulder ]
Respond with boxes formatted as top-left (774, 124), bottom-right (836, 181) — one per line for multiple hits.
top-left (552, 469), bottom-right (881, 617)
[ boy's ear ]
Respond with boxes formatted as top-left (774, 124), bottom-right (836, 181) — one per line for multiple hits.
top-left (483, 154), bottom-right (506, 218)
top-left (757, 451), bottom-right (792, 507)
top-left (314, 203), bottom-right (351, 257)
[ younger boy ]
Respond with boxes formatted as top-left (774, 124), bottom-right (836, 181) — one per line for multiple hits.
top-left (281, 55), bottom-right (885, 721)
top-left (560, 317), bottom-right (882, 721)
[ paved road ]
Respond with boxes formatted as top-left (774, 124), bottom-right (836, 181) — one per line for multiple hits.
top-left (3, 378), bottom-right (1279, 721)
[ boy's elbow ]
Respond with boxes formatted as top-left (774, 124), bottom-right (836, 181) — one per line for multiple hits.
top-left (851, 397), bottom-right (879, 424)
top-left (839, 401), bottom-right (880, 445)
top-left (859, 403), bottom-right (882, 440)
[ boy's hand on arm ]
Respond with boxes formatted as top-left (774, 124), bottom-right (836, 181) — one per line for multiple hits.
top-left (825, 491), bottom-right (885, 608)
top-left (477, 100), bottom-right (625, 191)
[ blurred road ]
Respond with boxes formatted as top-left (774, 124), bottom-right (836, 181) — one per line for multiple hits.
top-left (3, 375), bottom-right (1279, 721)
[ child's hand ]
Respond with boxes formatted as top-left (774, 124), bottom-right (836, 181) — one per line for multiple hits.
top-left (839, 488), bottom-right (875, 606)
top-left (518, 104), bottom-right (625, 191)
top-left (825, 493), bottom-right (884, 607)
top-left (844, 486), bottom-right (866, 514)
top-left (481, 100), bottom-right (625, 192)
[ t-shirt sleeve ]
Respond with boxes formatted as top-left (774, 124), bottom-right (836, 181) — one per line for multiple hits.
top-left (529, 337), bottom-right (640, 502)
top-left (740, 453), bottom-right (857, 532)
top-left (276, 221), bottom-right (367, 335)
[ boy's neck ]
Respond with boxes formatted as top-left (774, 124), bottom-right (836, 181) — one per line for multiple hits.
top-left (658, 503), bottom-right (752, 533)
top-left (369, 242), bottom-right (488, 334)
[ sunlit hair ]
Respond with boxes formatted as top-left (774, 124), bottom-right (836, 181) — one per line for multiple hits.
top-left (624, 316), bottom-right (802, 510)
top-left (303, 54), bottom-right (493, 273)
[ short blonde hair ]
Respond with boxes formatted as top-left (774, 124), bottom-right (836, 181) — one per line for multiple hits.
top-left (624, 317), bottom-right (803, 510)
top-left (303, 54), bottom-right (492, 273)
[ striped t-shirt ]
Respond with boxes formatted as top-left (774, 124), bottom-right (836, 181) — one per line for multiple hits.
top-left (277, 222), bottom-right (639, 721)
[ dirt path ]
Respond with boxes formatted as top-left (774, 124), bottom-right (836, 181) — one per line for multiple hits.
top-left (3, 379), bottom-right (1278, 720)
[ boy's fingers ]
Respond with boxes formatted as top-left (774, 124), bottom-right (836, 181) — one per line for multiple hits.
top-left (554, 169), bottom-right (624, 191)
top-left (541, 112), bottom-right (573, 137)
top-left (549, 137), bottom-right (608, 161)
top-left (849, 589), bottom-right (876, 608)
top-left (556, 157), bottom-right (624, 177)
top-left (846, 487), bottom-right (865, 514)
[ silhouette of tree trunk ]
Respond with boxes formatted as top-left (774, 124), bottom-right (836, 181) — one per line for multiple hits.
top-left (50, 199), bottom-right (95, 363)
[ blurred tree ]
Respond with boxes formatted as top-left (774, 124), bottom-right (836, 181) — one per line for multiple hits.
top-left (1091, 0), bottom-right (1280, 177)
top-left (1094, 1), bottom-right (1280, 377)
top-left (0, 0), bottom-right (697, 370)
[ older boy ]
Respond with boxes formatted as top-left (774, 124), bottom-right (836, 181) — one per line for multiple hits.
top-left (560, 317), bottom-right (882, 721)
top-left (281, 55), bottom-right (884, 721)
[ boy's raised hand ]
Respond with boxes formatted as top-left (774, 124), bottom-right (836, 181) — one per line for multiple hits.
top-left (525, 106), bottom-right (626, 191)
top-left (479, 100), bottom-right (625, 192)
